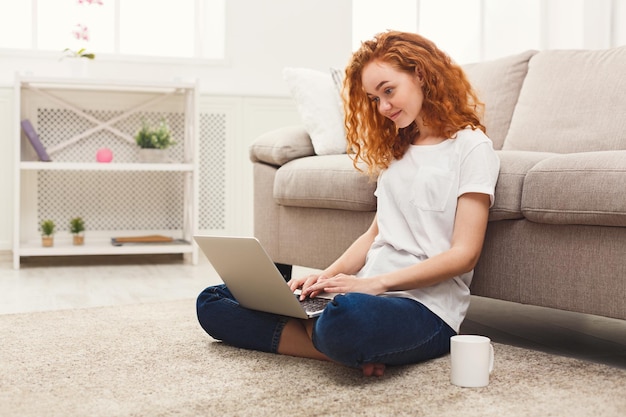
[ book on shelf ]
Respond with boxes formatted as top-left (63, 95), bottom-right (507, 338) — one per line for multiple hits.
top-left (111, 235), bottom-right (189, 246)
top-left (20, 119), bottom-right (51, 162)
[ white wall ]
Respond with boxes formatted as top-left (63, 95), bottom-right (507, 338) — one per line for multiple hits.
top-left (0, 0), bottom-right (353, 96)
top-left (216, 0), bottom-right (353, 96)
top-left (0, 88), bottom-right (13, 250)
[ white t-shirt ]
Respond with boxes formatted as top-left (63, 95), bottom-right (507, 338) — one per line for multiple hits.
top-left (356, 128), bottom-right (500, 332)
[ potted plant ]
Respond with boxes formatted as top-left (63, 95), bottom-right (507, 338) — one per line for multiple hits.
top-left (61, 47), bottom-right (96, 60)
top-left (69, 217), bottom-right (85, 246)
top-left (60, 20), bottom-right (96, 77)
top-left (40, 219), bottom-right (55, 247)
top-left (134, 119), bottom-right (176, 163)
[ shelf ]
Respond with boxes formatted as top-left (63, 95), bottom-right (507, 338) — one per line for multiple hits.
top-left (20, 161), bottom-right (194, 172)
top-left (13, 77), bottom-right (199, 269)
top-left (19, 76), bottom-right (196, 92)
top-left (18, 238), bottom-right (194, 257)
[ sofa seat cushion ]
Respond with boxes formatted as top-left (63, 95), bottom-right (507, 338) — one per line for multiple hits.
top-left (489, 150), bottom-right (556, 221)
top-left (274, 154), bottom-right (377, 211)
top-left (522, 151), bottom-right (626, 226)
top-left (503, 46), bottom-right (626, 153)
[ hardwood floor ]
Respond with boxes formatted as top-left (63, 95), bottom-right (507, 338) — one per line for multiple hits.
top-left (1, 252), bottom-right (624, 369)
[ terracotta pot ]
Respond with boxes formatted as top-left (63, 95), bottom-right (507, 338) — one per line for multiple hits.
top-left (42, 236), bottom-right (54, 247)
top-left (73, 235), bottom-right (85, 246)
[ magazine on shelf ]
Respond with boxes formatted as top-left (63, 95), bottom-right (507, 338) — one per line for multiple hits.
top-left (20, 119), bottom-right (51, 162)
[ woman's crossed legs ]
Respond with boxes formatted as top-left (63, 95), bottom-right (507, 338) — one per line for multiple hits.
top-left (196, 285), bottom-right (455, 376)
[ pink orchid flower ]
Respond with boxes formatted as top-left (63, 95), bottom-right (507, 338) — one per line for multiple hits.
top-left (72, 24), bottom-right (90, 41)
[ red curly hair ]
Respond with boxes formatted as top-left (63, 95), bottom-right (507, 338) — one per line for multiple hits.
top-left (343, 31), bottom-right (485, 176)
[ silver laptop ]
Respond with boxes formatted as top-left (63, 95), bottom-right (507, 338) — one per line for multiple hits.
top-left (194, 235), bottom-right (334, 319)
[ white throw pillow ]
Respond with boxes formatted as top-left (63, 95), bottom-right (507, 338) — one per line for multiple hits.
top-left (283, 67), bottom-right (347, 155)
top-left (329, 67), bottom-right (344, 94)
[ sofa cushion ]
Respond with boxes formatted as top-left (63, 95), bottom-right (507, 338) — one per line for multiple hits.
top-left (283, 67), bottom-right (347, 155)
top-left (250, 126), bottom-right (315, 166)
top-left (522, 151), bottom-right (626, 226)
top-left (503, 46), bottom-right (626, 153)
top-left (489, 150), bottom-right (556, 221)
top-left (463, 50), bottom-right (537, 150)
top-left (274, 154), bottom-right (377, 211)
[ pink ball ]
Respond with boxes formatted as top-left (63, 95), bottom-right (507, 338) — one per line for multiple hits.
top-left (96, 148), bottom-right (113, 163)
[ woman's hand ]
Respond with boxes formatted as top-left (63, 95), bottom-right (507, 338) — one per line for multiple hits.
top-left (288, 274), bottom-right (324, 299)
top-left (301, 274), bottom-right (385, 299)
top-left (288, 216), bottom-right (379, 299)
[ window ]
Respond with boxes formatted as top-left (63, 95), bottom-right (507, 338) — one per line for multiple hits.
top-left (353, 0), bottom-right (625, 64)
top-left (0, 0), bottom-right (225, 60)
top-left (351, 0), bottom-right (510, 63)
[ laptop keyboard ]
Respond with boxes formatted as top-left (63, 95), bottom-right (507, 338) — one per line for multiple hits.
top-left (299, 296), bottom-right (332, 313)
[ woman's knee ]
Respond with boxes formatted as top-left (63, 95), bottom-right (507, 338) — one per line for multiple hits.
top-left (197, 284), bottom-right (227, 311)
top-left (312, 293), bottom-right (374, 366)
top-left (312, 293), bottom-right (455, 367)
top-left (196, 285), bottom-right (232, 336)
top-left (315, 293), bottom-right (369, 335)
top-left (195, 285), bottom-right (288, 353)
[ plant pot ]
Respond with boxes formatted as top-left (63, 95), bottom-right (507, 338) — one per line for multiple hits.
top-left (63, 58), bottom-right (89, 77)
top-left (73, 235), bottom-right (85, 246)
top-left (138, 148), bottom-right (169, 163)
top-left (42, 236), bottom-right (54, 247)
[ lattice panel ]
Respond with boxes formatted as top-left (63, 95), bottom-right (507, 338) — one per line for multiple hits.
top-left (32, 105), bottom-right (228, 234)
top-left (198, 112), bottom-right (227, 230)
top-left (37, 108), bottom-right (186, 163)
top-left (37, 171), bottom-right (185, 231)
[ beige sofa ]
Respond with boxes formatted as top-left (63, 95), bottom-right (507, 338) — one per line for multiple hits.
top-left (250, 47), bottom-right (626, 321)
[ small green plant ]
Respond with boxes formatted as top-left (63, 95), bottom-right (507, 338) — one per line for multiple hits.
top-left (69, 217), bottom-right (85, 235)
top-left (61, 48), bottom-right (96, 60)
top-left (134, 119), bottom-right (176, 149)
top-left (40, 219), bottom-right (56, 236)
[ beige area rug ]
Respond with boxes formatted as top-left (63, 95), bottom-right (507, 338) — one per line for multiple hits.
top-left (1, 300), bottom-right (625, 417)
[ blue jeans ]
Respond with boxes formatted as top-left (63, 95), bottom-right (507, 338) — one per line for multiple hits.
top-left (196, 284), bottom-right (456, 368)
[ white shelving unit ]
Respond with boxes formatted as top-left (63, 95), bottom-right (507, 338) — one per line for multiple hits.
top-left (13, 76), bottom-right (199, 269)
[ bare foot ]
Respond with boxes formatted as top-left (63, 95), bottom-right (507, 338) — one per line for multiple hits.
top-left (361, 363), bottom-right (386, 377)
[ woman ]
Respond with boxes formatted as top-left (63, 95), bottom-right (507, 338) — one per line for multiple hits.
top-left (197, 31), bottom-right (500, 377)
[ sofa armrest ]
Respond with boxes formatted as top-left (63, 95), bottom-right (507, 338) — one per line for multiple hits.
top-left (249, 125), bottom-right (316, 167)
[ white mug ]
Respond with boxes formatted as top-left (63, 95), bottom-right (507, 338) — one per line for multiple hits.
top-left (450, 335), bottom-right (494, 387)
